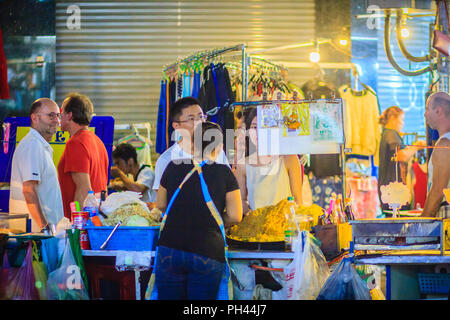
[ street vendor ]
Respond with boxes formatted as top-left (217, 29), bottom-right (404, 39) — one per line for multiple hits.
top-left (422, 92), bottom-right (450, 218)
top-left (110, 143), bottom-right (157, 202)
top-left (234, 107), bottom-right (303, 214)
top-left (377, 106), bottom-right (426, 211)
top-left (154, 121), bottom-right (242, 299)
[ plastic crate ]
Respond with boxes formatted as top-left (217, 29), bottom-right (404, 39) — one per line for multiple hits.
top-left (85, 226), bottom-right (159, 251)
top-left (417, 273), bottom-right (450, 295)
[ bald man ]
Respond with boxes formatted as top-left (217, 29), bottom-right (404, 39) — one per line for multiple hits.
top-left (9, 98), bottom-right (64, 234)
top-left (422, 92), bottom-right (450, 218)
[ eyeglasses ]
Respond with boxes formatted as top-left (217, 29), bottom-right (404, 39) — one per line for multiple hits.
top-left (174, 114), bottom-right (207, 123)
top-left (38, 112), bottom-right (62, 120)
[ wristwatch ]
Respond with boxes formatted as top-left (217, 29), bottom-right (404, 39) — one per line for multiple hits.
top-left (40, 224), bottom-right (50, 234)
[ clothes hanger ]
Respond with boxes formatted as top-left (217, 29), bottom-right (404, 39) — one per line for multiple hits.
top-left (118, 126), bottom-right (147, 149)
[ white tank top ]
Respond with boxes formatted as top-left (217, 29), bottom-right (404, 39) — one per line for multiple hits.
top-left (246, 156), bottom-right (292, 210)
top-left (428, 132), bottom-right (450, 192)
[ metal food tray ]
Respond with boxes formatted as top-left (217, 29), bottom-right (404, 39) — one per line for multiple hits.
top-left (349, 218), bottom-right (447, 253)
top-left (226, 236), bottom-right (285, 251)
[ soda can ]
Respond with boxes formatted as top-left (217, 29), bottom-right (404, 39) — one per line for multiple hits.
top-left (72, 211), bottom-right (89, 229)
top-left (79, 229), bottom-right (91, 250)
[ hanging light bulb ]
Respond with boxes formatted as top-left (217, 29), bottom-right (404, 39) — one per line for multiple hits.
top-left (401, 27), bottom-right (410, 38)
top-left (309, 51), bottom-right (320, 63)
top-left (339, 39), bottom-right (348, 46)
top-left (400, 14), bottom-right (409, 38)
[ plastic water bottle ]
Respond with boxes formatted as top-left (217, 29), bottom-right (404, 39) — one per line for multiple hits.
top-left (83, 191), bottom-right (99, 218)
top-left (285, 196), bottom-right (299, 250)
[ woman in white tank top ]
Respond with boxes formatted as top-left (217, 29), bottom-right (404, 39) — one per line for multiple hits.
top-left (234, 108), bottom-right (303, 213)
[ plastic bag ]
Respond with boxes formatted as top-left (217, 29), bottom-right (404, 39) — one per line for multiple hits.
top-left (100, 191), bottom-right (147, 216)
top-left (5, 241), bottom-right (40, 300)
top-left (41, 237), bottom-right (61, 274)
top-left (47, 238), bottom-right (89, 300)
top-left (284, 231), bottom-right (330, 300)
top-left (230, 260), bottom-right (256, 300)
top-left (316, 257), bottom-right (371, 300)
top-left (31, 241), bottom-right (48, 300)
top-left (67, 229), bottom-right (89, 291)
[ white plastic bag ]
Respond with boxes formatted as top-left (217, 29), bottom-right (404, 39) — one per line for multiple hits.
top-left (268, 260), bottom-right (291, 300)
top-left (47, 239), bottom-right (89, 300)
top-left (101, 191), bottom-right (147, 216)
top-left (230, 260), bottom-right (256, 300)
top-left (283, 231), bottom-right (330, 300)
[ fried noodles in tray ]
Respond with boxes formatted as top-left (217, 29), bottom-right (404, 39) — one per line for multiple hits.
top-left (228, 199), bottom-right (291, 242)
top-left (103, 202), bottom-right (161, 227)
top-left (227, 199), bottom-right (323, 245)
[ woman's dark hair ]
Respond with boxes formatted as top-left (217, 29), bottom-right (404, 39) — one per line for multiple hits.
top-left (63, 92), bottom-right (94, 125)
top-left (193, 121), bottom-right (223, 159)
top-left (112, 143), bottom-right (138, 164)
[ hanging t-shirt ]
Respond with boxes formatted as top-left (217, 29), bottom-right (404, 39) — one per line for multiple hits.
top-left (136, 142), bottom-right (152, 168)
top-left (155, 80), bottom-right (168, 154)
top-left (340, 86), bottom-right (381, 165)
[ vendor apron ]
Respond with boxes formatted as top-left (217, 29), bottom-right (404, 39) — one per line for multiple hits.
top-left (146, 160), bottom-right (231, 300)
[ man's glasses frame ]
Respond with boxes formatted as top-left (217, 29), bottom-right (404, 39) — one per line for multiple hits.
top-left (173, 114), bottom-right (207, 123)
top-left (38, 112), bottom-right (62, 120)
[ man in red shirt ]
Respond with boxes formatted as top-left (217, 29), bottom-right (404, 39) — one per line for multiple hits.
top-left (58, 93), bottom-right (109, 218)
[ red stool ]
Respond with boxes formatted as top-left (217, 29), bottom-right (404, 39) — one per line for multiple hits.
top-left (84, 262), bottom-right (136, 300)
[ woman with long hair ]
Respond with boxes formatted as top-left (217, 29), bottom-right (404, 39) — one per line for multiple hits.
top-left (234, 107), bottom-right (303, 213)
top-left (378, 106), bottom-right (425, 211)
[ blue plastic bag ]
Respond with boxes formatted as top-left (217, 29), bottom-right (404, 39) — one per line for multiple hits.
top-left (316, 257), bottom-right (371, 300)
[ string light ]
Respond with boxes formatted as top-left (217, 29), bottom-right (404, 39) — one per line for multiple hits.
top-left (309, 51), bottom-right (320, 63)
top-left (401, 27), bottom-right (410, 38)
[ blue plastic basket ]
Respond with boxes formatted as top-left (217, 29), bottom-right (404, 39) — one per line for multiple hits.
top-left (417, 273), bottom-right (450, 295)
top-left (85, 226), bottom-right (159, 251)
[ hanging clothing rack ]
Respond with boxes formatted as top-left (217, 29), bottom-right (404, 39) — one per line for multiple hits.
top-left (228, 98), bottom-right (341, 112)
top-left (161, 43), bottom-right (290, 103)
top-left (162, 44), bottom-right (249, 100)
top-left (163, 44), bottom-right (245, 72)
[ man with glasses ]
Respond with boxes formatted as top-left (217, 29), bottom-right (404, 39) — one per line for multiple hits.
top-left (152, 96), bottom-right (230, 192)
top-left (9, 98), bottom-right (64, 234)
top-left (58, 92), bottom-right (109, 219)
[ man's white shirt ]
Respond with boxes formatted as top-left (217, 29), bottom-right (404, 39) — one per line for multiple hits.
top-left (9, 128), bottom-right (64, 232)
top-left (152, 142), bottom-right (230, 190)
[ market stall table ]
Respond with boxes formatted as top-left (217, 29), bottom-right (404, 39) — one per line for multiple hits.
top-left (350, 218), bottom-right (450, 300)
top-left (81, 249), bottom-right (295, 300)
top-left (355, 252), bottom-right (450, 300)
